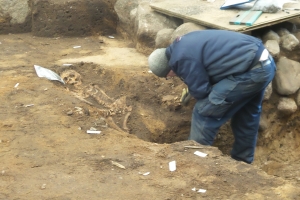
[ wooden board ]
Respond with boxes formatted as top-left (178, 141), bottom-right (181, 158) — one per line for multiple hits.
top-left (150, 0), bottom-right (300, 32)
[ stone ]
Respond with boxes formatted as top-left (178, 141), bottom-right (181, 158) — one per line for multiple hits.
top-left (297, 90), bottom-right (300, 106)
top-left (280, 34), bottom-right (299, 51)
top-left (171, 22), bottom-right (206, 43)
top-left (0, 0), bottom-right (30, 24)
top-left (67, 110), bottom-right (73, 115)
top-left (134, 2), bottom-right (181, 54)
top-left (274, 57), bottom-right (300, 95)
top-left (114, 0), bottom-right (139, 40)
top-left (41, 183), bottom-right (47, 190)
top-left (276, 28), bottom-right (290, 37)
top-left (264, 40), bottom-right (280, 58)
top-left (155, 28), bottom-right (174, 48)
top-left (277, 97), bottom-right (297, 115)
top-left (0, 0), bottom-right (31, 34)
top-left (262, 30), bottom-right (280, 44)
top-left (293, 32), bottom-right (300, 45)
top-left (259, 114), bottom-right (269, 132)
top-left (263, 82), bottom-right (273, 101)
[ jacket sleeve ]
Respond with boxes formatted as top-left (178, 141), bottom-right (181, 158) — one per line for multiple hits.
top-left (173, 58), bottom-right (211, 100)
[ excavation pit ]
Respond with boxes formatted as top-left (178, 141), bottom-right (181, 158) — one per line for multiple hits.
top-left (1, 0), bottom-right (300, 198)
top-left (58, 61), bottom-right (300, 185)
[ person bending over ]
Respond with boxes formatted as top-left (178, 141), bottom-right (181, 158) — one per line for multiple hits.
top-left (148, 30), bottom-right (276, 164)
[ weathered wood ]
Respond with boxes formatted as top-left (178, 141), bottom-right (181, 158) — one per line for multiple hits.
top-left (150, 0), bottom-right (300, 32)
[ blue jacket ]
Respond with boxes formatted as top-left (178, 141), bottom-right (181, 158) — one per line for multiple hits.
top-left (165, 30), bottom-right (265, 100)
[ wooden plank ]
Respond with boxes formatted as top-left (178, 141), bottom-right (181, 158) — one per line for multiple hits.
top-left (150, 0), bottom-right (300, 32)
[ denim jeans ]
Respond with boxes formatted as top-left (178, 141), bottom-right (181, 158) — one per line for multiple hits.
top-left (188, 56), bottom-right (276, 164)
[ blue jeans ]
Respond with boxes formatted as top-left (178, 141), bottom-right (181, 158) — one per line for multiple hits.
top-left (188, 56), bottom-right (276, 164)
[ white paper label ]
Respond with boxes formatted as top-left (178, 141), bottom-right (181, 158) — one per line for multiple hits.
top-left (194, 151), bottom-right (208, 157)
top-left (169, 161), bottom-right (176, 172)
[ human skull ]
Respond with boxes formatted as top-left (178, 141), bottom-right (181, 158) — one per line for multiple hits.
top-left (61, 70), bottom-right (82, 86)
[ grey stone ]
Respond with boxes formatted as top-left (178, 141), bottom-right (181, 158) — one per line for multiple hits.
top-left (277, 97), bottom-right (298, 115)
top-left (264, 40), bottom-right (280, 58)
top-left (130, 8), bottom-right (137, 22)
top-left (274, 57), bottom-right (300, 95)
top-left (262, 30), bottom-right (280, 44)
top-left (0, 0), bottom-right (31, 33)
top-left (297, 90), bottom-right (300, 106)
top-left (171, 22), bottom-right (206, 43)
top-left (276, 28), bottom-right (290, 37)
top-left (259, 114), bottom-right (269, 132)
top-left (0, 0), bottom-right (30, 24)
top-left (134, 2), bottom-right (181, 54)
top-left (115, 0), bottom-right (139, 40)
top-left (263, 82), bottom-right (273, 101)
top-left (155, 28), bottom-right (175, 48)
top-left (280, 34), bottom-right (299, 51)
top-left (293, 32), bottom-right (300, 45)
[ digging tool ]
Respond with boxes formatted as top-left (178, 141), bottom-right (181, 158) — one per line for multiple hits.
top-left (180, 88), bottom-right (192, 106)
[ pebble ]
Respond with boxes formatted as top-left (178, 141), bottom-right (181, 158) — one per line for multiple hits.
top-left (67, 110), bottom-right (73, 115)
top-left (41, 184), bottom-right (46, 190)
top-left (90, 127), bottom-right (97, 131)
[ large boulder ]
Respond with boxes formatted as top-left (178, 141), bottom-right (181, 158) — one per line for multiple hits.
top-left (155, 28), bottom-right (175, 48)
top-left (114, 0), bottom-right (140, 40)
top-left (134, 2), bottom-right (181, 54)
top-left (274, 57), bottom-right (300, 95)
top-left (262, 30), bottom-right (280, 44)
top-left (170, 22), bottom-right (207, 42)
top-left (280, 33), bottom-right (299, 51)
top-left (0, 0), bottom-right (31, 34)
top-left (264, 40), bottom-right (280, 58)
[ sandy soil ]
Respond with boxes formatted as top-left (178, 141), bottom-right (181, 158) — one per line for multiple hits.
top-left (0, 33), bottom-right (299, 199)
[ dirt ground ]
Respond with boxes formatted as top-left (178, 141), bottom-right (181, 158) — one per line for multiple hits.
top-left (0, 33), bottom-right (300, 199)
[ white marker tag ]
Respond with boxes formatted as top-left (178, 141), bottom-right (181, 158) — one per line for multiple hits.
top-left (194, 151), bottom-right (208, 157)
top-left (169, 161), bottom-right (176, 172)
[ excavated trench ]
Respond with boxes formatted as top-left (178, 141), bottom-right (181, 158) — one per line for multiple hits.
top-left (2, 0), bottom-right (300, 188)
top-left (59, 61), bottom-right (300, 185)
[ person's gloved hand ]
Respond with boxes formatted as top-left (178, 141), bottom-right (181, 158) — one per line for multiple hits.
top-left (180, 88), bottom-right (192, 106)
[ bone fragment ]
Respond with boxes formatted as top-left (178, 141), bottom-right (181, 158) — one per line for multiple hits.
top-left (111, 161), bottom-right (126, 169)
top-left (122, 112), bottom-right (131, 131)
top-left (106, 116), bottom-right (124, 133)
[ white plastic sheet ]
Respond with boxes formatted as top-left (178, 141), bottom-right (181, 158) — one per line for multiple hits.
top-left (34, 65), bottom-right (65, 84)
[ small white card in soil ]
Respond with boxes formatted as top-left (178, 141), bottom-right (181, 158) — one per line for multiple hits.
top-left (194, 151), bottom-right (208, 157)
top-left (169, 161), bottom-right (176, 172)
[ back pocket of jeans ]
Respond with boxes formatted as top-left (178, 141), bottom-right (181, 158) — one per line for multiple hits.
top-left (197, 90), bottom-right (233, 119)
top-left (250, 67), bottom-right (270, 83)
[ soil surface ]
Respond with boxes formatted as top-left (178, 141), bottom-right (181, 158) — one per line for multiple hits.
top-left (0, 33), bottom-right (300, 199)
